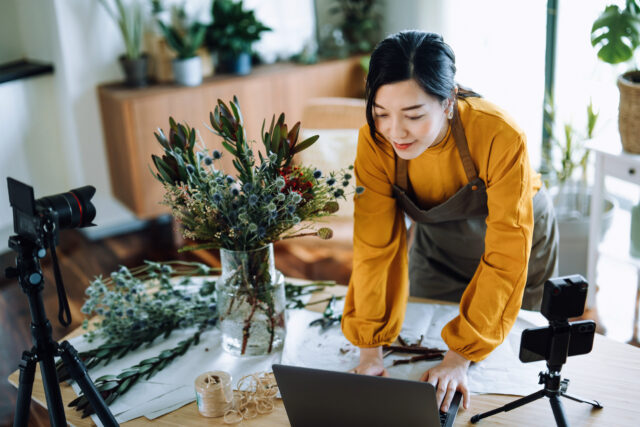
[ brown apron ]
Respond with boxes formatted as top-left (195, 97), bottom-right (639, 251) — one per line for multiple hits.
top-left (392, 102), bottom-right (558, 310)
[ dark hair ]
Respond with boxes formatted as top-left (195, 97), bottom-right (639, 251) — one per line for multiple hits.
top-left (365, 30), bottom-right (480, 143)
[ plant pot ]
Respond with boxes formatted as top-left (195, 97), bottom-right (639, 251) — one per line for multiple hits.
top-left (172, 56), bottom-right (203, 86)
top-left (617, 70), bottom-right (640, 153)
top-left (119, 55), bottom-right (148, 88)
top-left (552, 185), bottom-right (616, 277)
top-left (215, 244), bottom-right (286, 356)
top-left (219, 52), bottom-right (252, 75)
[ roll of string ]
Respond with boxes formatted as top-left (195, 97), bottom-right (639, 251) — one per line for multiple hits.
top-left (223, 372), bottom-right (279, 424)
top-left (194, 371), bottom-right (233, 417)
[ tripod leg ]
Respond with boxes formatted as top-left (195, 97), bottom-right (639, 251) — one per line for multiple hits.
top-left (38, 342), bottom-right (67, 427)
top-left (58, 341), bottom-right (119, 427)
top-left (13, 351), bottom-right (37, 427)
top-left (549, 395), bottom-right (569, 427)
top-left (470, 389), bottom-right (546, 423)
top-left (561, 392), bottom-right (603, 409)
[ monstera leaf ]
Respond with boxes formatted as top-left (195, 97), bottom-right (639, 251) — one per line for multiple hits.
top-left (591, 3), bottom-right (640, 64)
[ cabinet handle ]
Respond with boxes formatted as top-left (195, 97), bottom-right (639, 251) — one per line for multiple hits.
top-left (630, 168), bottom-right (636, 175)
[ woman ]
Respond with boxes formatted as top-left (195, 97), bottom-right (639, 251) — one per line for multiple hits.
top-left (342, 31), bottom-right (558, 413)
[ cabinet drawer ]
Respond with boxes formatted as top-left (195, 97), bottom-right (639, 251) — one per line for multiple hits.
top-left (603, 154), bottom-right (640, 185)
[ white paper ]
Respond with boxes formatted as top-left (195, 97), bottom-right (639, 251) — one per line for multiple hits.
top-left (282, 303), bottom-right (548, 396)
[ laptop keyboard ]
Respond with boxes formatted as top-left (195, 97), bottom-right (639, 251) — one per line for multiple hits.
top-left (439, 411), bottom-right (449, 427)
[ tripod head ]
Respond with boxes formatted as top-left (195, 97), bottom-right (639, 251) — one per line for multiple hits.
top-left (5, 177), bottom-right (96, 326)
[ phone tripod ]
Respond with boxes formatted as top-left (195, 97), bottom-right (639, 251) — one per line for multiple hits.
top-left (7, 235), bottom-right (118, 427)
top-left (470, 312), bottom-right (603, 427)
top-left (470, 363), bottom-right (602, 427)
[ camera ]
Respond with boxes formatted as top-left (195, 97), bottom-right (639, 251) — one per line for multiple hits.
top-left (541, 275), bottom-right (589, 321)
top-left (7, 177), bottom-right (96, 246)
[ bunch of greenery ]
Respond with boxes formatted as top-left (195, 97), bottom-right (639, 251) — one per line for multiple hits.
top-left (543, 97), bottom-right (599, 186)
top-left (591, 0), bottom-right (640, 72)
top-left (151, 96), bottom-right (362, 251)
top-left (326, 0), bottom-right (382, 55)
top-left (205, 0), bottom-right (271, 57)
top-left (61, 256), bottom-right (338, 416)
top-left (98, 0), bottom-right (144, 59)
top-left (79, 261), bottom-right (218, 345)
top-left (158, 6), bottom-right (207, 59)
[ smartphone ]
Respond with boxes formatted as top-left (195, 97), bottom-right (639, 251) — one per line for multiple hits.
top-left (519, 320), bottom-right (596, 363)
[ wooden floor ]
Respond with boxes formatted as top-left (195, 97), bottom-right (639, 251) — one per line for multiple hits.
top-left (0, 220), bottom-right (352, 426)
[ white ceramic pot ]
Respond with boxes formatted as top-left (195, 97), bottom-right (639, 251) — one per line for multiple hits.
top-left (552, 186), bottom-right (616, 277)
top-left (172, 56), bottom-right (202, 86)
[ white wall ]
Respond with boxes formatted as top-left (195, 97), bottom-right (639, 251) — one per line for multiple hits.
top-left (0, 0), bottom-right (22, 63)
top-left (0, 0), bottom-right (68, 250)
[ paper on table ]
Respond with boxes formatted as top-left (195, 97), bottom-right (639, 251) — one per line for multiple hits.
top-left (281, 302), bottom-right (548, 397)
top-left (68, 326), bottom-right (281, 425)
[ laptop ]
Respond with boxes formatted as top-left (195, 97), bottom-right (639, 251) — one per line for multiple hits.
top-left (273, 364), bottom-right (461, 427)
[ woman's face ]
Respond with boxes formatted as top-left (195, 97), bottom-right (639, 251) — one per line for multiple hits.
top-left (373, 79), bottom-right (451, 160)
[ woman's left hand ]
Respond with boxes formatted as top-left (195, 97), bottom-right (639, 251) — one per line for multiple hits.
top-left (420, 350), bottom-right (471, 412)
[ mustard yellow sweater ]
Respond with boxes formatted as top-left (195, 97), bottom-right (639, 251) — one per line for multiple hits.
top-left (341, 96), bottom-right (541, 362)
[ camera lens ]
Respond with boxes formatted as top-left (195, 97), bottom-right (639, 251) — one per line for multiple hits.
top-left (36, 186), bottom-right (96, 229)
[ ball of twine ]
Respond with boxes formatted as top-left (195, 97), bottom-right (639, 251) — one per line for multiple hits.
top-left (194, 371), bottom-right (233, 417)
top-left (223, 371), bottom-right (279, 424)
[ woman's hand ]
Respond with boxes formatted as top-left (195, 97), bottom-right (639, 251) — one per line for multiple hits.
top-left (420, 350), bottom-right (471, 412)
top-left (348, 346), bottom-right (389, 377)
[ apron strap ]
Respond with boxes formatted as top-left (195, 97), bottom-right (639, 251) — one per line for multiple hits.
top-left (395, 100), bottom-right (479, 190)
top-left (451, 100), bottom-right (478, 182)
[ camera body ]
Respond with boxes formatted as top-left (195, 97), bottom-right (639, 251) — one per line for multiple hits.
top-left (7, 177), bottom-right (96, 248)
top-left (541, 275), bottom-right (589, 322)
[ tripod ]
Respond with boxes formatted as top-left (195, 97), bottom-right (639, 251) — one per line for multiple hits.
top-left (7, 235), bottom-right (118, 427)
top-left (470, 317), bottom-right (603, 427)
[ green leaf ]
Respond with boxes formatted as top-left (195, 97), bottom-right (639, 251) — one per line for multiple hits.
top-left (117, 368), bottom-right (139, 380)
top-left (117, 377), bottom-right (134, 394)
top-left (221, 140), bottom-right (238, 156)
top-left (591, 5), bottom-right (640, 64)
top-left (96, 348), bottom-right (112, 359)
top-left (98, 381), bottom-right (121, 392)
top-left (95, 374), bottom-right (119, 382)
top-left (291, 134), bottom-right (319, 154)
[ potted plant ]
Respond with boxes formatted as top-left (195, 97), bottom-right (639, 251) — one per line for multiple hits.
top-left (544, 98), bottom-right (616, 277)
top-left (327, 0), bottom-right (383, 55)
top-left (205, 0), bottom-right (271, 75)
top-left (150, 97), bottom-right (361, 355)
top-left (98, 0), bottom-right (148, 87)
top-left (158, 8), bottom-right (207, 86)
top-left (591, 0), bottom-right (640, 152)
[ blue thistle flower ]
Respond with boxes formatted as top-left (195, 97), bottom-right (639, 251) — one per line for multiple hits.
top-left (212, 193), bottom-right (223, 203)
top-left (334, 189), bottom-right (344, 198)
top-left (313, 169), bottom-right (322, 179)
top-left (203, 156), bottom-right (213, 166)
top-left (248, 194), bottom-right (259, 206)
top-left (286, 205), bottom-right (296, 214)
top-left (327, 177), bottom-right (336, 186)
top-left (226, 175), bottom-right (235, 184)
top-left (342, 180), bottom-right (349, 187)
top-left (276, 193), bottom-right (286, 202)
top-left (231, 188), bottom-right (240, 197)
top-left (355, 186), bottom-right (365, 194)
top-left (243, 182), bottom-right (253, 193)
top-left (186, 164), bottom-right (195, 174)
top-left (257, 226), bottom-right (266, 238)
top-left (269, 210), bottom-right (278, 219)
top-left (212, 150), bottom-right (222, 159)
top-left (344, 173), bottom-right (352, 180)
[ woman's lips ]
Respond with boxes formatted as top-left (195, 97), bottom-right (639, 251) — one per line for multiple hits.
top-left (393, 141), bottom-right (415, 150)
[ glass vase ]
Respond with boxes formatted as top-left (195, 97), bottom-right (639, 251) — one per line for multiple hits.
top-left (216, 244), bottom-right (286, 356)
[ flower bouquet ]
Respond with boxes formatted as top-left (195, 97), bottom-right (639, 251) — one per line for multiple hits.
top-left (151, 97), bottom-right (361, 355)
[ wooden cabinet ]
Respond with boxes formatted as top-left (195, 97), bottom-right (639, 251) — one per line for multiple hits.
top-left (98, 57), bottom-right (365, 218)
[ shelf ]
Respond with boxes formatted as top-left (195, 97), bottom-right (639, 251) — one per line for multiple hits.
top-left (0, 59), bottom-right (54, 84)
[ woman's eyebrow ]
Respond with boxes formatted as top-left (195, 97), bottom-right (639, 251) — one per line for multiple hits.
top-left (373, 103), bottom-right (425, 111)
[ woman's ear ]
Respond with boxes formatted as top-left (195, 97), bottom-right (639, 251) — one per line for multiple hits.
top-left (446, 97), bottom-right (455, 120)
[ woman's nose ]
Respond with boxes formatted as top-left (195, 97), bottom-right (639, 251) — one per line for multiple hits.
top-left (389, 117), bottom-right (407, 139)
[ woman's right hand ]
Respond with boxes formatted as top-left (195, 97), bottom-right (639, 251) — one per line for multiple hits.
top-left (348, 346), bottom-right (389, 376)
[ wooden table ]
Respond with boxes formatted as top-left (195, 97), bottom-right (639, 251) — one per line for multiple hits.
top-left (9, 289), bottom-right (640, 426)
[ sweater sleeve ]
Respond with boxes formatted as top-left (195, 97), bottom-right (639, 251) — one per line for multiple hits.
top-left (441, 129), bottom-right (535, 362)
top-left (341, 128), bottom-right (409, 348)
